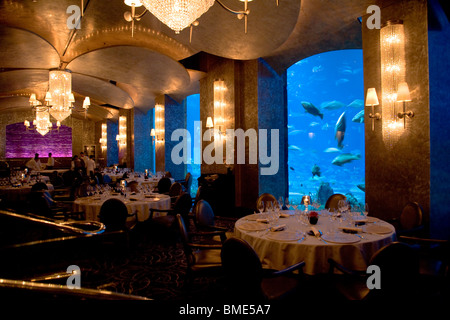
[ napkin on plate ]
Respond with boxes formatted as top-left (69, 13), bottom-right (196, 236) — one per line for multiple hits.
top-left (310, 226), bottom-right (321, 237)
top-left (256, 218), bottom-right (269, 224)
top-left (338, 226), bottom-right (363, 233)
top-left (279, 213), bottom-right (291, 218)
top-left (270, 224), bottom-right (286, 232)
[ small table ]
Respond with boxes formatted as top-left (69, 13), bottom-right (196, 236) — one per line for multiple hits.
top-left (73, 193), bottom-right (171, 222)
top-left (234, 210), bottom-right (396, 275)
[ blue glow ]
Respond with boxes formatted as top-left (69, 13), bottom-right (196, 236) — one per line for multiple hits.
top-left (287, 49), bottom-right (365, 207)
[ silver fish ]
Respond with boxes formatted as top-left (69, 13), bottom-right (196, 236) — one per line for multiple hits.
top-left (331, 153), bottom-right (361, 166)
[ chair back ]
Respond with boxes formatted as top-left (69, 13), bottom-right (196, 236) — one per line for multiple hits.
top-left (256, 193), bottom-right (277, 212)
top-left (194, 200), bottom-right (215, 227)
top-left (221, 237), bottom-right (264, 298)
top-left (173, 193), bottom-right (193, 218)
top-left (99, 198), bottom-right (129, 232)
top-left (368, 242), bottom-right (419, 297)
top-left (169, 182), bottom-right (183, 198)
top-left (325, 194), bottom-right (347, 212)
top-left (157, 177), bottom-right (172, 194)
top-left (400, 202), bottom-right (423, 230)
top-left (176, 214), bottom-right (194, 266)
top-left (185, 172), bottom-right (192, 191)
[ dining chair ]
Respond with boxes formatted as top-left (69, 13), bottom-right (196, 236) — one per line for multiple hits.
top-left (169, 182), bottom-right (183, 202)
top-left (146, 193), bottom-right (193, 242)
top-left (389, 202), bottom-right (425, 237)
top-left (255, 193), bottom-right (277, 212)
top-left (220, 237), bottom-right (305, 301)
top-left (176, 172), bottom-right (192, 193)
top-left (99, 198), bottom-right (137, 232)
top-left (127, 180), bottom-right (139, 193)
top-left (399, 235), bottom-right (449, 296)
top-left (327, 242), bottom-right (419, 301)
top-left (156, 177), bottom-right (172, 194)
top-left (176, 213), bottom-right (223, 289)
top-left (193, 200), bottom-right (228, 243)
top-left (28, 191), bottom-right (85, 221)
top-left (324, 193), bottom-right (347, 212)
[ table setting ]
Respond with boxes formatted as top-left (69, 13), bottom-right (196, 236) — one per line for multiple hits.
top-left (234, 200), bottom-right (396, 275)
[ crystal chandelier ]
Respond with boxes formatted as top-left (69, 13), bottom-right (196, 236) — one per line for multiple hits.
top-left (48, 70), bottom-right (74, 122)
top-left (141, 0), bottom-right (215, 34)
top-left (123, 0), bottom-right (265, 39)
top-left (24, 93), bottom-right (60, 136)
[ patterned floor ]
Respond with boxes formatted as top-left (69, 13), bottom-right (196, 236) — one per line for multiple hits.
top-left (78, 217), bottom-right (236, 301)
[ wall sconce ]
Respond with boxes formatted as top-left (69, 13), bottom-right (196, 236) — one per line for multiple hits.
top-left (116, 116), bottom-right (127, 146)
top-left (150, 128), bottom-right (156, 142)
top-left (380, 20), bottom-right (406, 144)
top-left (396, 82), bottom-right (414, 128)
top-left (99, 123), bottom-right (107, 151)
top-left (366, 88), bottom-right (381, 131)
top-left (213, 80), bottom-right (226, 137)
top-left (155, 104), bottom-right (165, 142)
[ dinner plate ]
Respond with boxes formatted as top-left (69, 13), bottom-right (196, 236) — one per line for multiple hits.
top-left (365, 224), bottom-right (392, 234)
top-left (367, 216), bottom-right (378, 223)
top-left (321, 233), bottom-right (361, 244)
top-left (265, 231), bottom-right (302, 241)
top-left (238, 222), bottom-right (268, 232)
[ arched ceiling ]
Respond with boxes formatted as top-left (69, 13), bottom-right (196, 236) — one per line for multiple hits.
top-left (0, 0), bottom-right (399, 122)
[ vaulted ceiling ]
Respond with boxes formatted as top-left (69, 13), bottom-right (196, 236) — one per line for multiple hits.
top-left (0, 0), bottom-right (392, 122)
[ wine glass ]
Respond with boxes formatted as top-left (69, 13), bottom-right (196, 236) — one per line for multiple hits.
top-left (285, 198), bottom-right (290, 210)
top-left (278, 196), bottom-right (284, 210)
top-left (257, 201), bottom-right (265, 214)
top-left (364, 203), bottom-right (369, 218)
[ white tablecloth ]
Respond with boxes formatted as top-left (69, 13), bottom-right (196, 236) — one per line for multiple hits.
top-left (73, 193), bottom-right (171, 222)
top-left (234, 210), bottom-right (396, 275)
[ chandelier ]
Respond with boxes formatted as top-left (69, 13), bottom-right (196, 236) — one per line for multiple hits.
top-left (123, 0), bottom-right (268, 39)
top-left (48, 70), bottom-right (74, 122)
top-left (24, 93), bottom-right (60, 136)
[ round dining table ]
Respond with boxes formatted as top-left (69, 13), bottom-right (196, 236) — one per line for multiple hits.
top-left (0, 182), bottom-right (54, 202)
top-left (234, 210), bottom-right (396, 275)
top-left (73, 193), bottom-right (171, 222)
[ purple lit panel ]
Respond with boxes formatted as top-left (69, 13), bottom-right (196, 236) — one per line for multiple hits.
top-left (5, 123), bottom-right (72, 158)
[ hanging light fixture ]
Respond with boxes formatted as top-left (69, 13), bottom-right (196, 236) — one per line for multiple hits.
top-left (24, 93), bottom-right (61, 136)
top-left (47, 69), bottom-right (91, 122)
top-left (48, 70), bottom-right (73, 122)
top-left (123, 0), bottom-right (276, 40)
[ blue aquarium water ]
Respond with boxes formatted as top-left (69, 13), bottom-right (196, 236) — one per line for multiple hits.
top-left (287, 49), bottom-right (365, 207)
top-left (186, 93), bottom-right (201, 197)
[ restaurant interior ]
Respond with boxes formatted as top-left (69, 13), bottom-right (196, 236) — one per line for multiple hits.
top-left (0, 0), bottom-right (449, 308)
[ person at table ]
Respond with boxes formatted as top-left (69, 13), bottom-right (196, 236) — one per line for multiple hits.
top-left (79, 152), bottom-right (87, 176)
top-left (26, 153), bottom-right (42, 172)
top-left (86, 155), bottom-right (96, 178)
top-left (46, 152), bottom-right (55, 170)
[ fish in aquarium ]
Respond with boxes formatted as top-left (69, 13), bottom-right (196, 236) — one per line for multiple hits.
top-left (352, 110), bottom-right (364, 123)
top-left (320, 100), bottom-right (346, 111)
top-left (331, 153), bottom-right (361, 166)
top-left (347, 99), bottom-right (364, 108)
top-left (324, 147), bottom-right (341, 153)
top-left (334, 111), bottom-right (346, 149)
top-left (301, 101), bottom-right (323, 119)
top-left (311, 164), bottom-right (321, 177)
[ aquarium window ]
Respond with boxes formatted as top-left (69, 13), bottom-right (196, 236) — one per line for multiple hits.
top-left (186, 93), bottom-right (201, 197)
top-left (287, 49), bottom-right (365, 208)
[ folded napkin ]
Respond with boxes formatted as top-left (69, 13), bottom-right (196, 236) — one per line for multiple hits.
top-left (310, 226), bottom-right (321, 237)
top-left (270, 224), bottom-right (286, 232)
top-left (338, 226), bottom-right (363, 233)
top-left (256, 218), bottom-right (269, 224)
top-left (279, 213), bottom-right (291, 218)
